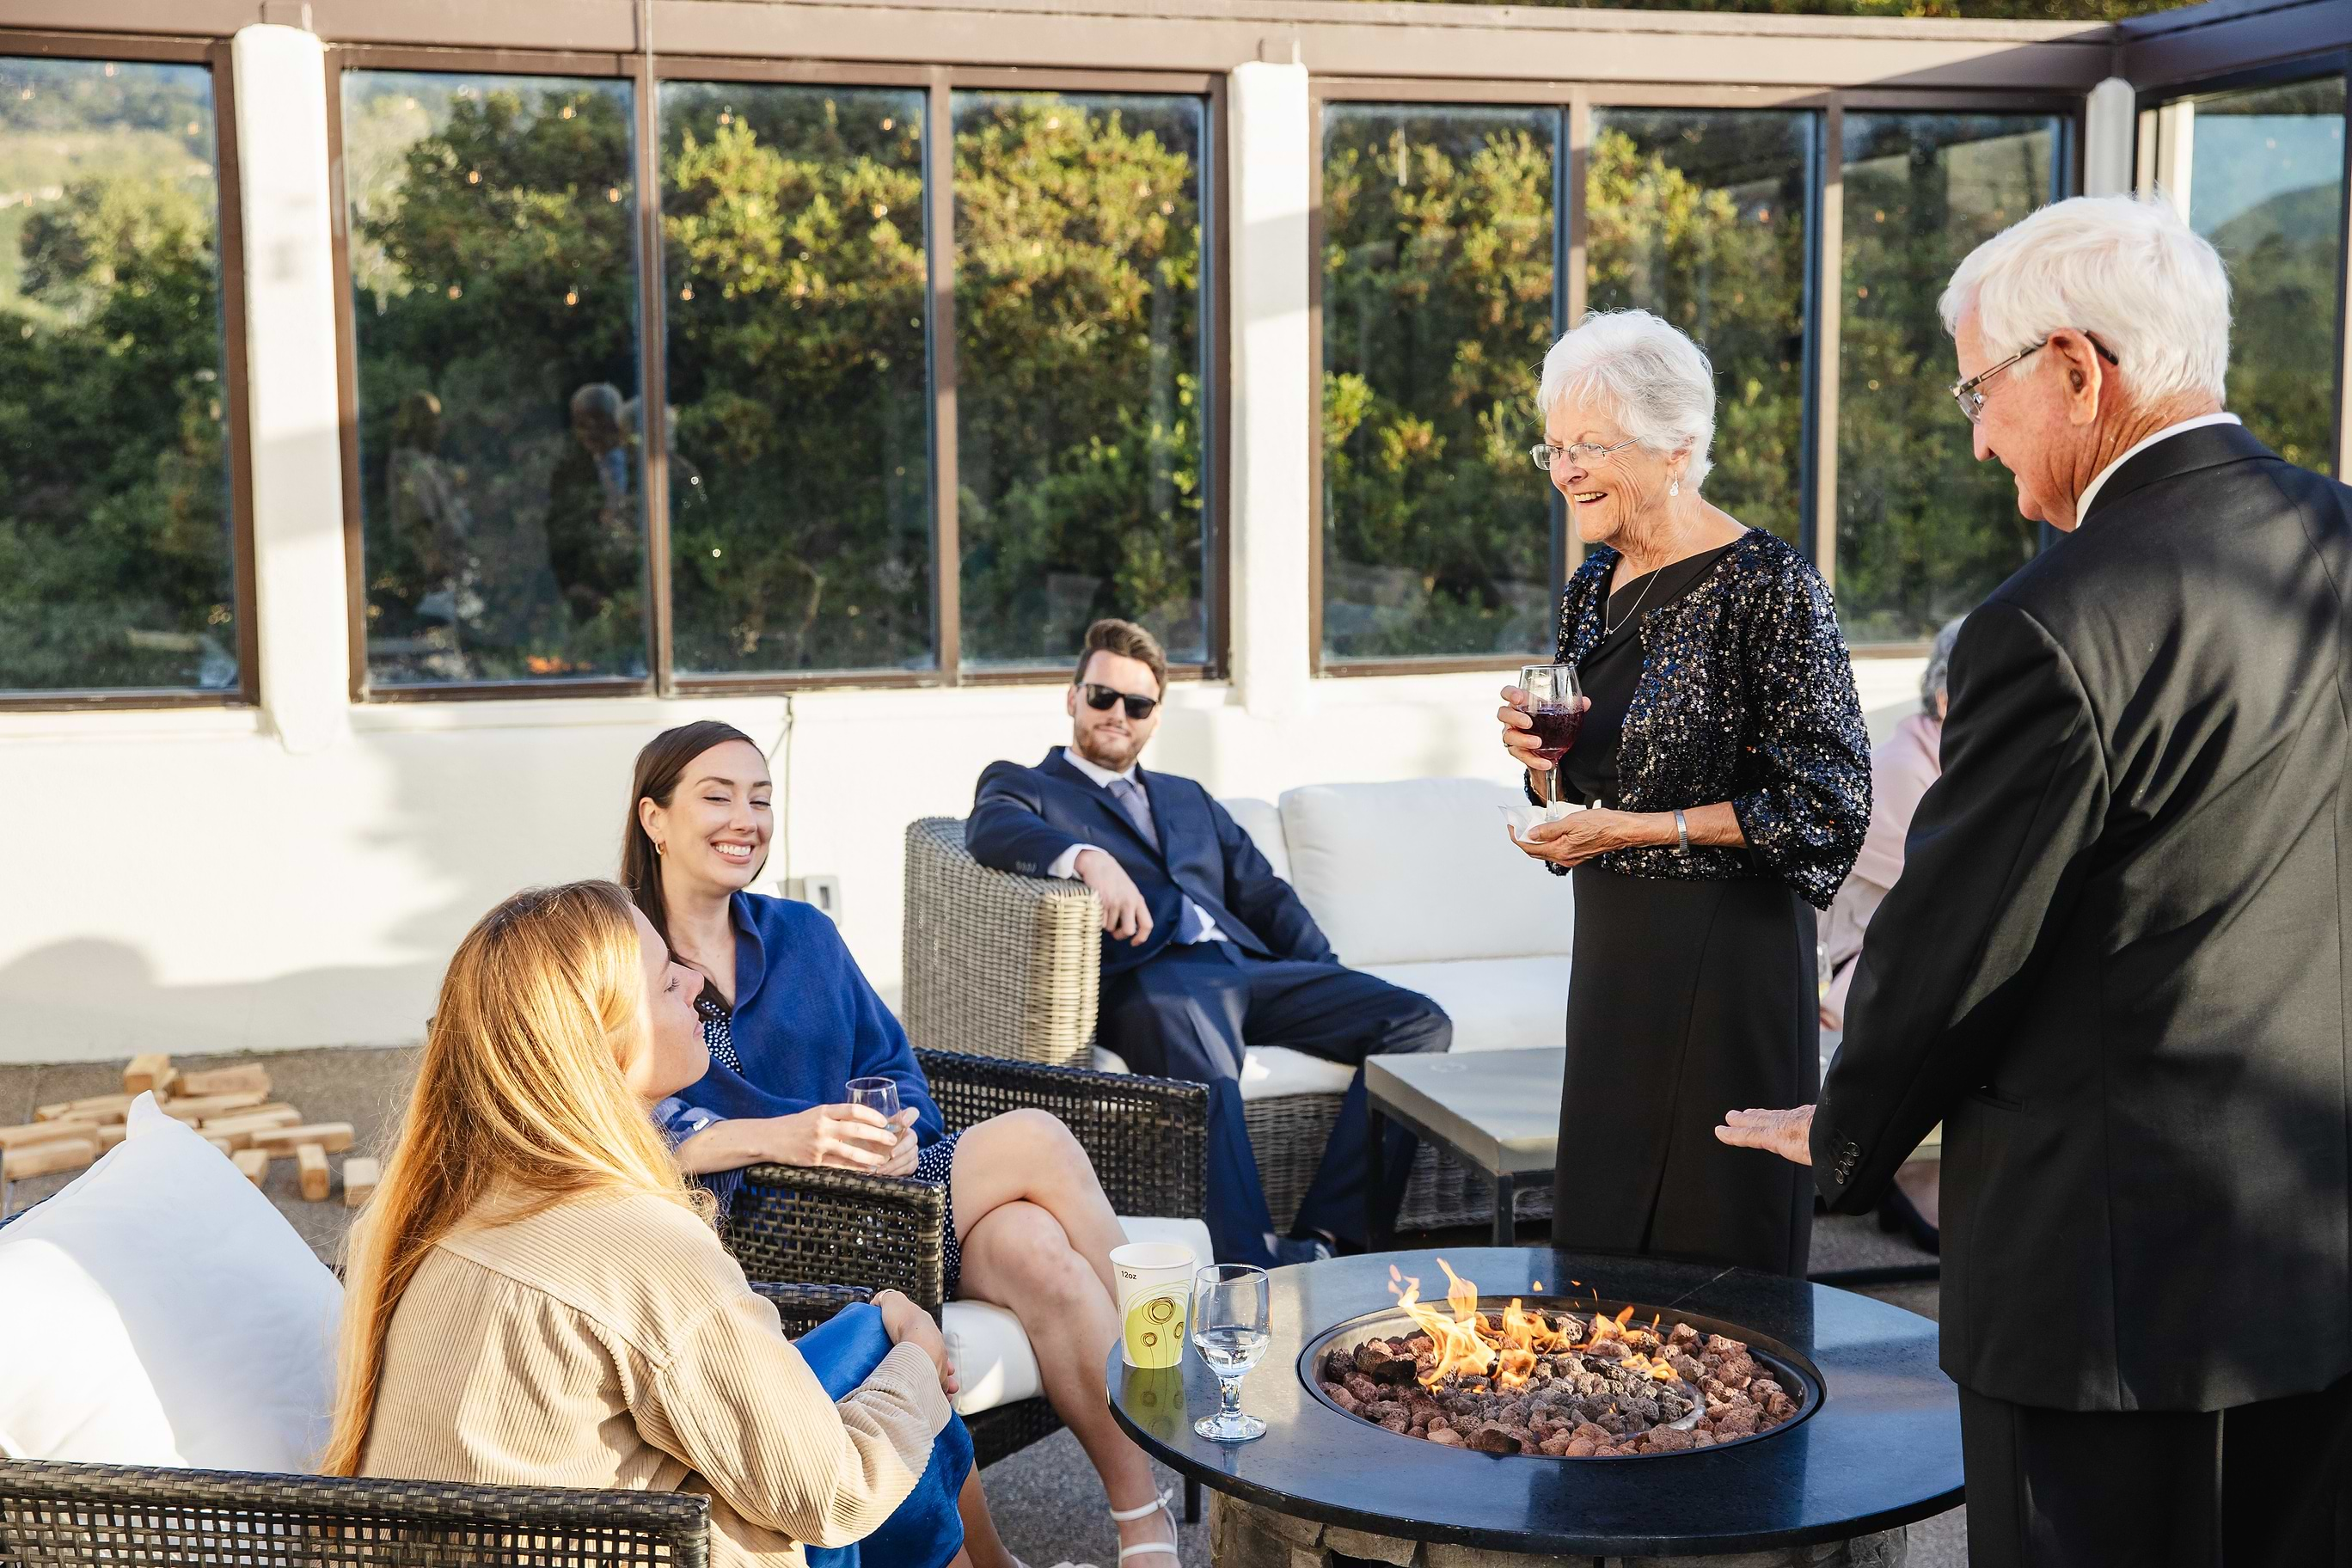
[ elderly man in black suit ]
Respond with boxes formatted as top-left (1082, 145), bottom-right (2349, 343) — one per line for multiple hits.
top-left (1718, 193), bottom-right (2352, 1566)
top-left (968, 618), bottom-right (1451, 1269)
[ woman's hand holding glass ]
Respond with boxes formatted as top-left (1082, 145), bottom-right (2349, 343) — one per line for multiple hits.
top-left (767, 1103), bottom-right (905, 1170)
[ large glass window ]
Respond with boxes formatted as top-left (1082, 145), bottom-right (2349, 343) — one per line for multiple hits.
top-left (952, 91), bottom-right (1209, 671)
top-left (0, 55), bottom-right (239, 696)
top-left (342, 70), bottom-right (647, 687)
top-left (2162, 75), bottom-right (2347, 475)
top-left (1320, 104), bottom-right (1557, 663)
top-left (1838, 113), bottom-right (2060, 643)
top-left (1588, 109), bottom-right (1814, 546)
top-left (662, 83), bottom-right (933, 675)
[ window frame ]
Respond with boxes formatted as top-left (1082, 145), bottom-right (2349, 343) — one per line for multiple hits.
top-left (0, 30), bottom-right (261, 713)
top-left (1306, 77), bottom-right (2084, 676)
top-left (328, 44), bottom-right (1230, 701)
top-left (2135, 50), bottom-right (2352, 481)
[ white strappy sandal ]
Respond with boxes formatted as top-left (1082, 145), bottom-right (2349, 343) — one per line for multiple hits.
top-left (1111, 1486), bottom-right (1181, 1565)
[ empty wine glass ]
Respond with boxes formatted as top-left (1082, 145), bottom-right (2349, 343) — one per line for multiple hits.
top-left (1191, 1264), bottom-right (1271, 1442)
top-left (846, 1076), bottom-right (901, 1124)
top-left (1515, 663), bottom-right (1584, 810)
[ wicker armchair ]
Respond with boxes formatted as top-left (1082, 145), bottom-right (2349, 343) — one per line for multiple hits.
top-left (717, 1048), bottom-right (1208, 1518)
top-left (901, 816), bottom-right (1519, 1234)
top-left (0, 1458), bottom-right (709, 1565)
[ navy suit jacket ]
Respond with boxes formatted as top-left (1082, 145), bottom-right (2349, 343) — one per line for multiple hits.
top-left (968, 750), bottom-right (1334, 979)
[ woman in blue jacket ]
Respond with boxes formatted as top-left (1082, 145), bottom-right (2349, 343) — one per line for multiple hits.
top-left (623, 722), bottom-right (1179, 1568)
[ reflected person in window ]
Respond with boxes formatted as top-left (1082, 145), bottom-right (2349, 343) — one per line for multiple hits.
top-left (624, 721), bottom-right (1180, 1568)
top-left (546, 382), bottom-right (640, 628)
top-left (1497, 308), bottom-right (1870, 1278)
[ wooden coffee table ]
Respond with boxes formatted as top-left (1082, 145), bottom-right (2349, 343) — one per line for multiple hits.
top-left (1367, 1047), bottom-right (1561, 1246)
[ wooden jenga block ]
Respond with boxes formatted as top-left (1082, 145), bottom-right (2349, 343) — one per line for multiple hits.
top-left (205, 1136), bottom-right (235, 1156)
top-left (202, 1102), bottom-right (297, 1127)
top-left (166, 1091), bottom-right (270, 1121)
top-left (3, 1137), bottom-right (97, 1180)
top-left (98, 1124), bottom-right (130, 1151)
top-left (297, 1143), bottom-right (330, 1201)
top-left (156, 1105), bottom-right (205, 1127)
top-left (203, 1109), bottom-right (304, 1149)
top-left (175, 1064), bottom-right (271, 1099)
top-left (233, 1148), bottom-right (271, 1187)
top-left (341, 1156), bottom-right (380, 1209)
top-left (41, 1093), bottom-right (133, 1124)
top-left (255, 1122), bottom-right (353, 1157)
top-left (123, 1054), bottom-right (175, 1095)
top-left (0, 1118), bottom-right (97, 1150)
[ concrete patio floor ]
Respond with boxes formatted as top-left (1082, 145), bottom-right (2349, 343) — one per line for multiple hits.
top-left (2, 1048), bottom-right (1960, 1567)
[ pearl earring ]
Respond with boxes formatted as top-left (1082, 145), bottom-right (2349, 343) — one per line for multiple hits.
top-left (1670, 480), bottom-right (1680, 498)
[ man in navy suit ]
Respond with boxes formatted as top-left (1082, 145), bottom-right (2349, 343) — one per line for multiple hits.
top-left (968, 619), bottom-right (1452, 1267)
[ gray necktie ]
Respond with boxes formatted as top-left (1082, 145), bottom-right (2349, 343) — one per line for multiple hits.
top-left (1107, 776), bottom-right (1209, 943)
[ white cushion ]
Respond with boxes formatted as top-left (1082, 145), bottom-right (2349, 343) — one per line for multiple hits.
top-left (1090, 1044), bottom-right (1357, 1101)
top-left (940, 1214), bottom-right (1213, 1416)
top-left (1217, 796), bottom-right (1290, 885)
top-left (1361, 956), bottom-right (1573, 1057)
top-left (1277, 779), bottom-right (1576, 967)
top-left (0, 1093), bottom-right (343, 1469)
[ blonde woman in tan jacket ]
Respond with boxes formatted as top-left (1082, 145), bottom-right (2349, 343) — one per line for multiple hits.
top-left (320, 880), bottom-right (976, 1568)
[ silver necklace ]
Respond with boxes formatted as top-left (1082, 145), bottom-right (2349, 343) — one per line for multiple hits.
top-left (1603, 560), bottom-right (1665, 638)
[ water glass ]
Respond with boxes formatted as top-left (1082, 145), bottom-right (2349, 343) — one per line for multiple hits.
top-left (1191, 1264), bottom-right (1271, 1442)
top-left (845, 1076), bottom-right (902, 1124)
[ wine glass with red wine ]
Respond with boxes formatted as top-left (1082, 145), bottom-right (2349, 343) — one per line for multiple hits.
top-left (1517, 664), bottom-right (1584, 809)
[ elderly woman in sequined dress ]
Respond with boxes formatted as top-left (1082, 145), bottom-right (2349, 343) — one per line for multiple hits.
top-left (1498, 309), bottom-right (1869, 1277)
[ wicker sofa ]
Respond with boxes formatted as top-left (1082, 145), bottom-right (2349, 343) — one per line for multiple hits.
top-left (716, 1047), bottom-right (1210, 1520)
top-left (902, 776), bottom-right (1577, 1235)
top-left (0, 1276), bottom-right (865, 1568)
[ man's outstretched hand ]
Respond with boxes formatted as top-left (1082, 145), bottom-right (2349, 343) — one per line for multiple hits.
top-left (1714, 1105), bottom-right (1816, 1166)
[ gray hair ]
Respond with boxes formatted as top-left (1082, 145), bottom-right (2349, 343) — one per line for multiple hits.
top-left (1923, 615), bottom-right (1967, 715)
top-left (1537, 309), bottom-right (1717, 489)
top-left (1939, 193), bottom-right (2231, 407)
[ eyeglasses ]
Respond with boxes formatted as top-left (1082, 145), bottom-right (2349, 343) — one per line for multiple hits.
top-left (1530, 438), bottom-right (1639, 470)
top-left (1950, 332), bottom-right (2119, 424)
top-left (1081, 683), bottom-right (1159, 721)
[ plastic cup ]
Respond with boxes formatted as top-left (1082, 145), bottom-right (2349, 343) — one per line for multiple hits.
top-left (1110, 1240), bottom-right (1196, 1368)
top-left (1499, 800), bottom-right (1578, 842)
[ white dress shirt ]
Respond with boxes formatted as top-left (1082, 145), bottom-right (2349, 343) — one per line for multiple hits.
top-left (2073, 412), bottom-right (2241, 524)
top-left (1045, 746), bottom-right (1224, 945)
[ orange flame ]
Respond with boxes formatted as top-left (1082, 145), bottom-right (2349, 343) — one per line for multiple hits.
top-left (1387, 1259), bottom-right (1581, 1389)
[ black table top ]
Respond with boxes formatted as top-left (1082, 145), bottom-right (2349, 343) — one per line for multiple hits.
top-left (1107, 1247), bottom-right (1961, 1558)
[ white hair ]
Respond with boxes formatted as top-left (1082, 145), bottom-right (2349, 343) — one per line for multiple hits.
top-left (1537, 309), bottom-right (1717, 489)
top-left (1939, 193), bottom-right (2231, 407)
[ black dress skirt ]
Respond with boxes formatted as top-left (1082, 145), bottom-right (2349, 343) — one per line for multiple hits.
top-left (1550, 546), bottom-right (1820, 1277)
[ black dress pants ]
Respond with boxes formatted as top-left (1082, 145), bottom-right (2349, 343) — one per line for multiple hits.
top-left (1098, 942), bottom-right (1451, 1265)
top-left (1959, 1374), bottom-right (2352, 1567)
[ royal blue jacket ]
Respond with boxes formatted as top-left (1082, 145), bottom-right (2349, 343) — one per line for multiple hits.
top-left (652, 891), bottom-right (944, 1148)
top-left (965, 750), bottom-right (1333, 980)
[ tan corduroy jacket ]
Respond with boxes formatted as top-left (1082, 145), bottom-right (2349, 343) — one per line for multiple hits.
top-left (358, 1188), bottom-right (952, 1567)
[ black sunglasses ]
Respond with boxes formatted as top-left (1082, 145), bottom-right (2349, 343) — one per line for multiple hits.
top-left (1080, 682), bottom-right (1159, 720)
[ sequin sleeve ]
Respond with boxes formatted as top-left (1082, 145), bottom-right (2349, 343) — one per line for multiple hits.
top-left (1727, 554), bottom-right (1871, 910)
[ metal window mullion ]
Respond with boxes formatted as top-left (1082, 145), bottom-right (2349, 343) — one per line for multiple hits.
top-left (1562, 91), bottom-right (1589, 578)
top-left (211, 39), bottom-right (262, 707)
top-left (631, 39), bottom-right (675, 694)
top-left (2336, 52), bottom-right (2352, 479)
top-left (1810, 97), bottom-right (1845, 591)
top-left (927, 71), bottom-right (961, 682)
top-left (1307, 85), bottom-right (1326, 675)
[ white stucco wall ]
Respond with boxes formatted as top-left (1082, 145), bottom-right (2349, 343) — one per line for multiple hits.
top-left (0, 40), bottom-right (1932, 1065)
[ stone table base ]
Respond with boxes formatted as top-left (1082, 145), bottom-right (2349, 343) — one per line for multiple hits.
top-left (1208, 1493), bottom-right (1908, 1568)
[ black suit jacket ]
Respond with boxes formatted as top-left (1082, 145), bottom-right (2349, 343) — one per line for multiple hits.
top-left (1815, 423), bottom-right (2352, 1412)
top-left (967, 750), bottom-right (1336, 979)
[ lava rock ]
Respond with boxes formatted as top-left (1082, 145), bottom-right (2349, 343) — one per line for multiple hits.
top-left (1466, 1423), bottom-right (1522, 1455)
top-left (1322, 1381), bottom-right (1360, 1415)
top-left (1357, 1342), bottom-right (1418, 1383)
top-left (1425, 1424), bottom-right (1465, 1447)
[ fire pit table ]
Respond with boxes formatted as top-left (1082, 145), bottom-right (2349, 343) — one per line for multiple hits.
top-left (1107, 1247), bottom-right (1957, 1566)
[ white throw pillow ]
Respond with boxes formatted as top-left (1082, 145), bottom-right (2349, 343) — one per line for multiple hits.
top-left (0, 1093), bottom-right (343, 1471)
top-left (1279, 778), bottom-right (1577, 967)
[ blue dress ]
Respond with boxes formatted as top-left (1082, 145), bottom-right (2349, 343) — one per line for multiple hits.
top-left (793, 1302), bottom-right (972, 1568)
top-left (653, 893), bottom-right (969, 1292)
